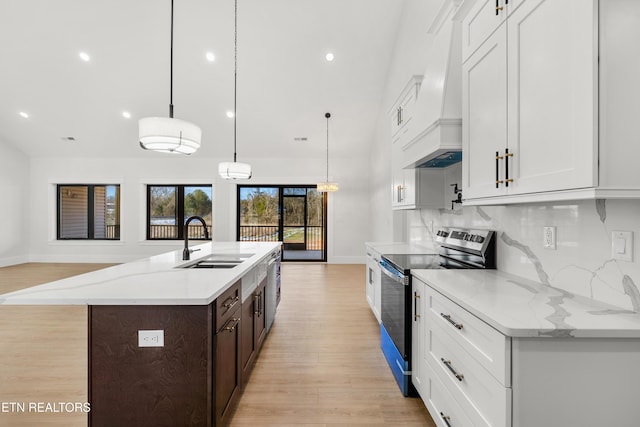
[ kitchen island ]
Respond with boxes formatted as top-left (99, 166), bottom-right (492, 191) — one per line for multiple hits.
top-left (0, 241), bottom-right (281, 427)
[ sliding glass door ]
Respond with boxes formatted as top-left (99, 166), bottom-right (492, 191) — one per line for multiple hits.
top-left (237, 185), bottom-right (327, 261)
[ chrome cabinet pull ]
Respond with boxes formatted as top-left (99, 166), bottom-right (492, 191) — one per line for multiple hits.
top-left (440, 412), bottom-right (452, 427)
top-left (222, 317), bottom-right (240, 333)
top-left (441, 358), bottom-right (464, 381)
top-left (396, 185), bottom-right (404, 203)
top-left (440, 313), bottom-right (463, 330)
top-left (413, 292), bottom-right (420, 321)
top-left (222, 295), bottom-right (239, 310)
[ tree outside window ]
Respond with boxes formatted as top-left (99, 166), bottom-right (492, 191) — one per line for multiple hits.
top-left (147, 185), bottom-right (212, 240)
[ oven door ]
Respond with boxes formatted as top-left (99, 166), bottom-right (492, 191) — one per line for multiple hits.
top-left (380, 259), bottom-right (410, 359)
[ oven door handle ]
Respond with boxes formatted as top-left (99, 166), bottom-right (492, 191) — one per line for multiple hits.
top-left (380, 264), bottom-right (408, 285)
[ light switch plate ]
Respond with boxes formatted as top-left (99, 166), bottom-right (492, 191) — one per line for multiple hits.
top-left (138, 330), bottom-right (164, 347)
top-left (612, 231), bottom-right (633, 262)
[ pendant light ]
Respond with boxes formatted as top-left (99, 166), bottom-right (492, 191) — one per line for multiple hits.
top-left (317, 112), bottom-right (339, 192)
top-left (218, 0), bottom-right (252, 180)
top-left (139, 0), bottom-right (201, 155)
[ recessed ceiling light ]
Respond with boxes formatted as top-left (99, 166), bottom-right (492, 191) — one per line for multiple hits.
top-left (226, 111), bottom-right (234, 118)
top-left (122, 111), bottom-right (131, 119)
top-left (19, 111), bottom-right (29, 119)
top-left (325, 52), bottom-right (335, 62)
top-left (79, 51), bottom-right (91, 62)
top-left (205, 52), bottom-right (215, 62)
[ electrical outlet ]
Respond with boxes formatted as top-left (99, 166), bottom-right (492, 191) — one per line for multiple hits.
top-left (138, 330), bottom-right (164, 347)
top-left (543, 226), bottom-right (556, 250)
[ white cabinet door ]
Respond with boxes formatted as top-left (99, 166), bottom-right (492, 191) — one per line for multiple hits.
top-left (411, 278), bottom-right (425, 398)
top-left (390, 76), bottom-right (422, 146)
top-left (365, 249), bottom-right (382, 323)
top-left (462, 0), bottom-right (507, 61)
top-left (506, 0), bottom-right (597, 195)
top-left (462, 23), bottom-right (508, 200)
top-left (463, 0), bottom-right (597, 203)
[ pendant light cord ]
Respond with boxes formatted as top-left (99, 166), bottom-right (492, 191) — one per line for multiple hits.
top-left (233, 0), bottom-right (238, 162)
top-left (169, 0), bottom-right (174, 118)
top-left (325, 112), bottom-right (331, 181)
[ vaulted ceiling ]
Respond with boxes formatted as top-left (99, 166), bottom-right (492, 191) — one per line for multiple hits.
top-left (0, 0), bottom-right (405, 160)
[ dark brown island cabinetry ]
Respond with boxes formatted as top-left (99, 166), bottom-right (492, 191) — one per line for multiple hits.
top-left (239, 277), bottom-right (267, 387)
top-left (88, 280), bottom-right (243, 427)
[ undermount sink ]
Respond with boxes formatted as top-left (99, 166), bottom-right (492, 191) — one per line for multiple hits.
top-left (178, 253), bottom-right (255, 269)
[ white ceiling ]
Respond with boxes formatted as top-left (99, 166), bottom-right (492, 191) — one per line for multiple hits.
top-left (0, 0), bottom-right (406, 160)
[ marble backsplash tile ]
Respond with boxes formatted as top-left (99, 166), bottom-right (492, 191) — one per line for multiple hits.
top-left (408, 198), bottom-right (640, 312)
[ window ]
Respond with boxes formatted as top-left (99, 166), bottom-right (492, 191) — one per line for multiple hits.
top-left (147, 185), bottom-right (212, 240)
top-left (57, 184), bottom-right (120, 240)
top-left (237, 185), bottom-right (326, 261)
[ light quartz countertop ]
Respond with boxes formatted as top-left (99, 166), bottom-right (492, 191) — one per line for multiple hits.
top-left (0, 242), bottom-right (281, 306)
top-left (365, 241), bottom-right (437, 256)
top-left (412, 269), bottom-right (640, 339)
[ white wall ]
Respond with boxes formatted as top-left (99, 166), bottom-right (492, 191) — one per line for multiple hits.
top-left (0, 139), bottom-right (30, 266)
top-left (28, 153), bottom-right (368, 264)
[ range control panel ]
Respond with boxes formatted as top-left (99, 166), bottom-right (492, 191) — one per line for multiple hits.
top-left (435, 228), bottom-right (495, 254)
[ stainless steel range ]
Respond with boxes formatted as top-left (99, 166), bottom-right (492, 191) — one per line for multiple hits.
top-left (379, 228), bottom-right (496, 396)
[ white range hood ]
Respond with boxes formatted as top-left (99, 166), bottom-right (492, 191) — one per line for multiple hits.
top-left (401, 0), bottom-right (462, 169)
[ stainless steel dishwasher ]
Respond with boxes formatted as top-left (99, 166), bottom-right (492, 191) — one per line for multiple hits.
top-left (265, 248), bottom-right (281, 332)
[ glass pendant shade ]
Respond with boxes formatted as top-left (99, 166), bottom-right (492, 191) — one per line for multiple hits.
top-left (316, 112), bottom-right (339, 193)
top-left (316, 182), bottom-right (339, 192)
top-left (139, 117), bottom-right (201, 155)
top-left (218, 161), bottom-right (252, 180)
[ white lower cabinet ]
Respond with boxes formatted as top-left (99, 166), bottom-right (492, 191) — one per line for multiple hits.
top-left (427, 371), bottom-right (476, 427)
top-left (412, 279), bottom-right (426, 397)
top-left (415, 278), bottom-right (512, 427)
top-left (428, 320), bottom-right (511, 427)
top-left (365, 247), bottom-right (381, 323)
top-left (413, 276), bottom-right (640, 427)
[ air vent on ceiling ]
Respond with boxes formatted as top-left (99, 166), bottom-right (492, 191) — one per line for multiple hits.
top-left (61, 136), bottom-right (77, 142)
top-left (294, 137), bottom-right (308, 142)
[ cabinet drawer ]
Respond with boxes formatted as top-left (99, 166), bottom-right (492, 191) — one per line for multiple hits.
top-left (427, 370), bottom-right (477, 427)
top-left (428, 321), bottom-right (511, 427)
top-left (216, 280), bottom-right (241, 329)
top-left (425, 285), bottom-right (511, 386)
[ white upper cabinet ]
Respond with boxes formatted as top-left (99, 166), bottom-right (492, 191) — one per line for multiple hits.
top-left (462, 23), bottom-right (508, 200)
top-left (462, 0), bottom-right (527, 61)
top-left (462, 0), bottom-right (640, 205)
top-left (390, 76), bottom-right (423, 147)
top-left (390, 75), bottom-right (447, 210)
top-left (462, 0), bottom-right (607, 204)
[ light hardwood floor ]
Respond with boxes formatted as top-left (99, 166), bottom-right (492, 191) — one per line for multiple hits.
top-left (0, 263), bottom-right (434, 426)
